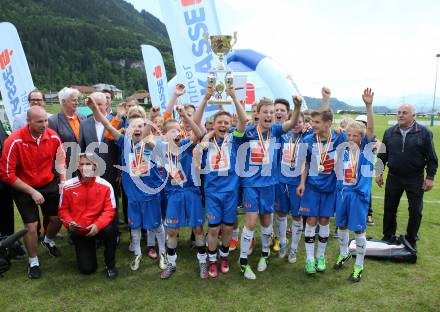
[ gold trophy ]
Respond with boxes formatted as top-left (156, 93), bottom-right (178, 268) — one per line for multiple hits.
top-left (204, 32), bottom-right (237, 104)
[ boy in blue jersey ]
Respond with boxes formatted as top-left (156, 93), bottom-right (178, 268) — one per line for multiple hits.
top-left (149, 107), bottom-right (205, 279)
top-left (278, 112), bottom-right (312, 263)
top-left (238, 96), bottom-right (302, 280)
top-left (86, 95), bottom-right (168, 272)
top-left (334, 88), bottom-right (376, 282)
top-left (296, 87), bottom-right (347, 274)
top-left (194, 86), bottom-right (247, 278)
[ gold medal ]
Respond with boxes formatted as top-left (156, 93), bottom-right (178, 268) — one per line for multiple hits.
top-left (318, 165), bottom-right (325, 172)
top-left (289, 132), bottom-right (301, 167)
top-left (135, 169), bottom-right (141, 176)
top-left (212, 136), bottom-right (228, 168)
top-left (348, 143), bottom-right (360, 181)
top-left (257, 126), bottom-right (270, 164)
top-left (132, 141), bottom-right (145, 177)
top-left (316, 131), bottom-right (332, 174)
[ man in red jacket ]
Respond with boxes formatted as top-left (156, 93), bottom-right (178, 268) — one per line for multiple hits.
top-left (58, 153), bottom-right (118, 279)
top-left (0, 106), bottom-right (66, 279)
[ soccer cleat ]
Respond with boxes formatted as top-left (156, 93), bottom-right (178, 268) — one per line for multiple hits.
top-left (305, 260), bottom-right (316, 274)
top-left (199, 261), bottom-right (208, 279)
top-left (288, 250), bottom-right (297, 264)
top-left (257, 256), bottom-right (269, 272)
top-left (229, 239), bottom-right (239, 251)
top-left (334, 253), bottom-right (352, 270)
top-left (241, 264), bottom-right (256, 280)
top-left (208, 261), bottom-right (218, 278)
top-left (315, 256), bottom-right (327, 272)
top-left (28, 265), bottom-right (41, 279)
top-left (367, 215), bottom-right (374, 226)
top-left (272, 237), bottom-right (281, 253)
top-left (147, 246), bottom-right (158, 260)
top-left (105, 266), bottom-right (118, 279)
top-left (220, 257), bottom-right (229, 274)
top-left (41, 241), bottom-right (61, 257)
top-left (130, 254), bottom-right (142, 271)
top-left (349, 265), bottom-right (363, 283)
top-left (278, 243), bottom-right (287, 258)
top-left (159, 253), bottom-right (168, 270)
top-left (247, 238), bottom-right (256, 256)
top-left (160, 263), bottom-right (176, 279)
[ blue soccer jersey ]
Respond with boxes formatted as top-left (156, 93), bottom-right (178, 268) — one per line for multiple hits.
top-left (115, 134), bottom-right (164, 201)
top-left (201, 130), bottom-right (243, 193)
top-left (239, 124), bottom-right (285, 187)
top-left (304, 129), bottom-right (346, 192)
top-left (336, 135), bottom-right (376, 203)
top-left (153, 138), bottom-right (200, 194)
top-left (278, 131), bottom-right (308, 186)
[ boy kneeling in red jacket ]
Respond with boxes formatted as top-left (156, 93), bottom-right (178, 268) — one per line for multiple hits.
top-left (58, 153), bottom-right (118, 279)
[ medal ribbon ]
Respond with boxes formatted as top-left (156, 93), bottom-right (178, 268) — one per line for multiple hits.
top-left (289, 133), bottom-right (301, 163)
top-left (348, 144), bottom-right (360, 179)
top-left (132, 142), bottom-right (145, 173)
top-left (316, 130), bottom-right (332, 166)
top-left (257, 126), bottom-right (270, 158)
top-left (167, 143), bottom-right (179, 177)
top-left (212, 136), bottom-right (228, 161)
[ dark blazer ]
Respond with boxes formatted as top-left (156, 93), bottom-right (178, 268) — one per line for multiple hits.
top-left (48, 112), bottom-right (86, 177)
top-left (78, 116), bottom-right (119, 189)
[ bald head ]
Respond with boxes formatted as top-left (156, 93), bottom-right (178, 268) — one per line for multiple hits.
top-left (89, 92), bottom-right (108, 115)
top-left (397, 103), bottom-right (416, 128)
top-left (27, 106), bottom-right (48, 136)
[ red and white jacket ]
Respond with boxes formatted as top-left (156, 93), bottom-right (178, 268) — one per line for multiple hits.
top-left (58, 176), bottom-right (116, 234)
top-left (0, 126), bottom-right (65, 187)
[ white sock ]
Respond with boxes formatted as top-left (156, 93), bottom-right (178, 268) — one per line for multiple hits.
top-left (338, 229), bottom-right (350, 256)
top-left (147, 230), bottom-right (155, 247)
top-left (304, 223), bottom-right (316, 261)
top-left (153, 224), bottom-right (166, 255)
top-left (44, 235), bottom-right (55, 247)
top-left (232, 227), bottom-right (239, 241)
top-left (355, 233), bottom-right (367, 269)
top-left (260, 225), bottom-right (273, 254)
top-left (208, 252), bottom-right (217, 262)
top-left (290, 220), bottom-right (303, 254)
top-left (131, 228), bottom-right (142, 256)
top-left (197, 252), bottom-right (207, 263)
top-left (167, 253), bottom-right (177, 267)
top-left (276, 215), bottom-right (288, 246)
top-left (316, 223), bottom-right (330, 258)
top-left (29, 256), bottom-right (39, 267)
top-left (239, 226), bottom-right (254, 259)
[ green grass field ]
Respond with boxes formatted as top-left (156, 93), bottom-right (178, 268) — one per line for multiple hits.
top-left (1, 114), bottom-right (439, 312)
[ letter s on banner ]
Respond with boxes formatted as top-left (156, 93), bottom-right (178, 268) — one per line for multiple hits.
top-left (0, 22), bottom-right (35, 128)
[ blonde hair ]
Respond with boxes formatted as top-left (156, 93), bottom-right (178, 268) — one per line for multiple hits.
top-left (127, 106), bottom-right (146, 121)
top-left (346, 121), bottom-right (366, 137)
top-left (339, 117), bottom-right (355, 129)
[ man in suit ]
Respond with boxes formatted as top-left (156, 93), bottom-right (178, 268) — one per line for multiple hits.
top-left (79, 92), bottom-right (120, 224)
top-left (49, 87), bottom-right (86, 178)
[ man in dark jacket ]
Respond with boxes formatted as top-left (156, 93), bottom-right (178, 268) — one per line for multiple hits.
top-left (376, 104), bottom-right (438, 249)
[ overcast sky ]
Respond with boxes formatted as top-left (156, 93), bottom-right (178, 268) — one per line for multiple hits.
top-left (128, 0), bottom-right (440, 103)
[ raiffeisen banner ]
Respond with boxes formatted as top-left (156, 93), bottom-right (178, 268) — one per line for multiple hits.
top-left (141, 44), bottom-right (169, 111)
top-left (159, 0), bottom-right (221, 109)
top-left (0, 22), bottom-right (35, 127)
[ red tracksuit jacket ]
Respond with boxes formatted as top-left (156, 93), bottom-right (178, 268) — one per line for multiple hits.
top-left (58, 176), bottom-right (116, 234)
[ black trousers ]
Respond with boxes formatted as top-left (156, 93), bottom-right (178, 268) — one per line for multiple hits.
top-left (70, 224), bottom-right (117, 274)
top-left (0, 185), bottom-right (14, 236)
top-left (383, 173), bottom-right (424, 243)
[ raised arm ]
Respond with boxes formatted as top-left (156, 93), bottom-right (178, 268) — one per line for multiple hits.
top-left (362, 88), bottom-right (375, 140)
top-left (165, 84), bottom-right (186, 119)
top-left (193, 86), bottom-right (214, 132)
top-left (176, 105), bottom-right (203, 143)
top-left (321, 87), bottom-right (331, 110)
top-left (86, 96), bottom-right (121, 141)
top-left (282, 96), bottom-right (302, 132)
top-left (226, 85), bottom-right (247, 133)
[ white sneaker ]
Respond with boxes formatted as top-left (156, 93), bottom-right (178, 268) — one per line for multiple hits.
top-left (257, 256), bottom-right (268, 272)
top-left (130, 254), bottom-right (142, 271)
top-left (288, 249), bottom-right (297, 264)
top-left (278, 243), bottom-right (287, 258)
top-left (241, 264), bottom-right (256, 280)
top-left (159, 253), bottom-right (167, 270)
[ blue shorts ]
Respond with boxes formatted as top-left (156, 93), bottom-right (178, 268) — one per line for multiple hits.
top-left (274, 184), bottom-right (290, 213)
top-left (128, 194), bottom-right (162, 230)
top-left (205, 191), bottom-right (238, 225)
top-left (336, 190), bottom-right (368, 232)
top-left (165, 188), bottom-right (204, 228)
top-left (286, 184), bottom-right (301, 217)
top-left (242, 185), bottom-right (275, 215)
top-left (299, 183), bottom-right (335, 217)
